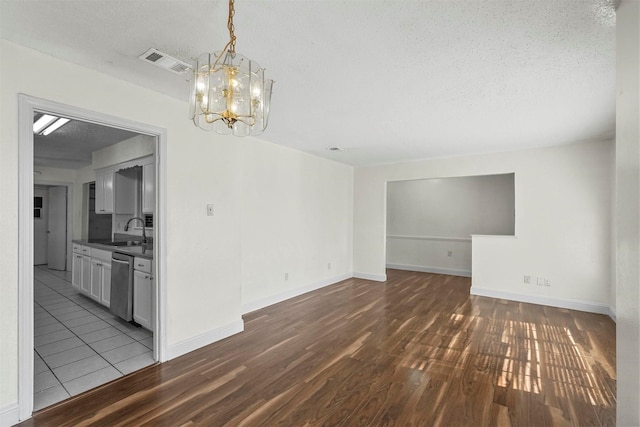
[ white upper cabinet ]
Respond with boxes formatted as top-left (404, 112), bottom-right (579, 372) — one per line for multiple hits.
top-left (94, 155), bottom-right (154, 222)
top-left (114, 167), bottom-right (138, 215)
top-left (142, 161), bottom-right (155, 214)
top-left (95, 168), bottom-right (114, 214)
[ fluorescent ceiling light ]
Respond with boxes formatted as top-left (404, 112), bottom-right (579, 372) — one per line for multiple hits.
top-left (33, 114), bottom-right (57, 133)
top-left (40, 118), bottom-right (70, 136)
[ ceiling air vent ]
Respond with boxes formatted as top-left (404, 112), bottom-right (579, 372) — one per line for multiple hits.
top-left (138, 48), bottom-right (191, 75)
top-left (145, 51), bottom-right (163, 62)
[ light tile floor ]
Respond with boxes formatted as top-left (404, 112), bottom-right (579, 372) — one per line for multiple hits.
top-left (33, 266), bottom-right (155, 411)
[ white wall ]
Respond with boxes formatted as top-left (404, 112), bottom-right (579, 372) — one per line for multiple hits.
top-left (0, 40), bottom-right (236, 415)
top-left (33, 167), bottom-right (77, 183)
top-left (92, 134), bottom-right (154, 170)
top-left (386, 236), bottom-right (473, 276)
top-left (615, 0), bottom-right (640, 424)
top-left (354, 141), bottom-right (613, 314)
top-left (386, 174), bottom-right (514, 276)
top-left (241, 140), bottom-right (353, 312)
top-left (0, 40), bottom-right (354, 421)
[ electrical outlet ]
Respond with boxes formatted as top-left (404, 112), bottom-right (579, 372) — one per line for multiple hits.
top-left (524, 275), bottom-right (531, 284)
top-left (328, 262), bottom-right (331, 270)
top-left (536, 277), bottom-right (546, 286)
top-left (544, 278), bottom-right (550, 287)
top-left (284, 272), bottom-right (289, 281)
top-left (206, 204), bottom-right (214, 216)
top-left (447, 251), bottom-right (453, 257)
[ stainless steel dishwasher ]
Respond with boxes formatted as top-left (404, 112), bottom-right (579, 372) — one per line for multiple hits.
top-left (111, 251), bottom-right (134, 321)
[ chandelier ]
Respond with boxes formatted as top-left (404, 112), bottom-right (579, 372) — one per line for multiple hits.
top-left (190, 0), bottom-right (274, 136)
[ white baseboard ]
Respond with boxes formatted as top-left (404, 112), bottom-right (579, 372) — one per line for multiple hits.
top-left (242, 273), bottom-right (352, 314)
top-left (353, 272), bottom-right (387, 282)
top-left (166, 318), bottom-right (244, 361)
top-left (470, 286), bottom-right (610, 315)
top-left (0, 403), bottom-right (20, 427)
top-left (386, 263), bottom-right (471, 277)
top-left (608, 306), bottom-right (617, 322)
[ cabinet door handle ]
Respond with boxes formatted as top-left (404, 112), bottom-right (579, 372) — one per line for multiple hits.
top-left (144, 275), bottom-right (150, 279)
top-left (138, 264), bottom-right (145, 267)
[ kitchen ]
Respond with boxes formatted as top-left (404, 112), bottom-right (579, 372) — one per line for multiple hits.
top-left (72, 154), bottom-right (155, 328)
top-left (33, 116), bottom-right (157, 410)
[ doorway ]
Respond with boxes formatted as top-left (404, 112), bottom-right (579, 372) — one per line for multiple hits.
top-left (18, 95), bottom-right (166, 420)
top-left (34, 185), bottom-right (69, 270)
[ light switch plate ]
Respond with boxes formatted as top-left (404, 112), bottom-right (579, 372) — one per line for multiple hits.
top-left (206, 204), bottom-right (214, 216)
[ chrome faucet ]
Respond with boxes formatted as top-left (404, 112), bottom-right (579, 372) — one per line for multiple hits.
top-left (124, 217), bottom-right (147, 244)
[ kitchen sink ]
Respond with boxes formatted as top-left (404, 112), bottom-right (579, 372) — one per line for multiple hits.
top-left (110, 241), bottom-right (153, 251)
top-left (108, 241), bottom-right (136, 246)
top-left (89, 240), bottom-right (141, 247)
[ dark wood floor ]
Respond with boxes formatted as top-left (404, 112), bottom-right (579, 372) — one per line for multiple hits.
top-left (21, 269), bottom-right (616, 426)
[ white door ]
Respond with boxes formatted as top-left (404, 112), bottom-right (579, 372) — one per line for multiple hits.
top-left (47, 186), bottom-right (67, 271)
top-left (33, 187), bottom-right (48, 265)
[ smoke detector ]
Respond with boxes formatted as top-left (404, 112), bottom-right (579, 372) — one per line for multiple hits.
top-left (139, 48), bottom-right (191, 74)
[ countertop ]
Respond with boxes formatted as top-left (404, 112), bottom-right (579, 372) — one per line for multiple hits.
top-left (73, 239), bottom-right (154, 260)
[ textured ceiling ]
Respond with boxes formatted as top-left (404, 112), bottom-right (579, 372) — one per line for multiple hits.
top-left (1, 0), bottom-right (616, 166)
top-left (33, 114), bottom-right (140, 169)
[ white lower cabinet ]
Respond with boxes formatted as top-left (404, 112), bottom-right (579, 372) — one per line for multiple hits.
top-left (89, 249), bottom-right (112, 306)
top-left (90, 260), bottom-right (112, 307)
top-left (81, 255), bottom-right (91, 295)
top-left (133, 257), bottom-right (153, 330)
top-left (72, 244), bottom-right (113, 307)
top-left (72, 243), bottom-right (153, 328)
top-left (100, 263), bottom-right (112, 307)
top-left (72, 244), bottom-right (92, 295)
top-left (90, 259), bottom-right (102, 301)
top-left (71, 253), bottom-right (83, 290)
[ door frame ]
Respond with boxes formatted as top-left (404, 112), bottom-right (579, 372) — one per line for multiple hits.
top-left (18, 94), bottom-right (168, 420)
top-left (33, 183), bottom-right (73, 270)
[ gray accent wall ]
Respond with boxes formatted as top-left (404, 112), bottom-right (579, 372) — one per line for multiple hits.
top-left (386, 173), bottom-right (514, 276)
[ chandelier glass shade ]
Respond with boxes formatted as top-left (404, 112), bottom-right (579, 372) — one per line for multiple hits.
top-left (189, 0), bottom-right (274, 136)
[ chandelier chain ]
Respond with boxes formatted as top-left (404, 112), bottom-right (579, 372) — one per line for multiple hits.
top-left (228, 0), bottom-right (236, 53)
top-left (207, 0), bottom-right (236, 73)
